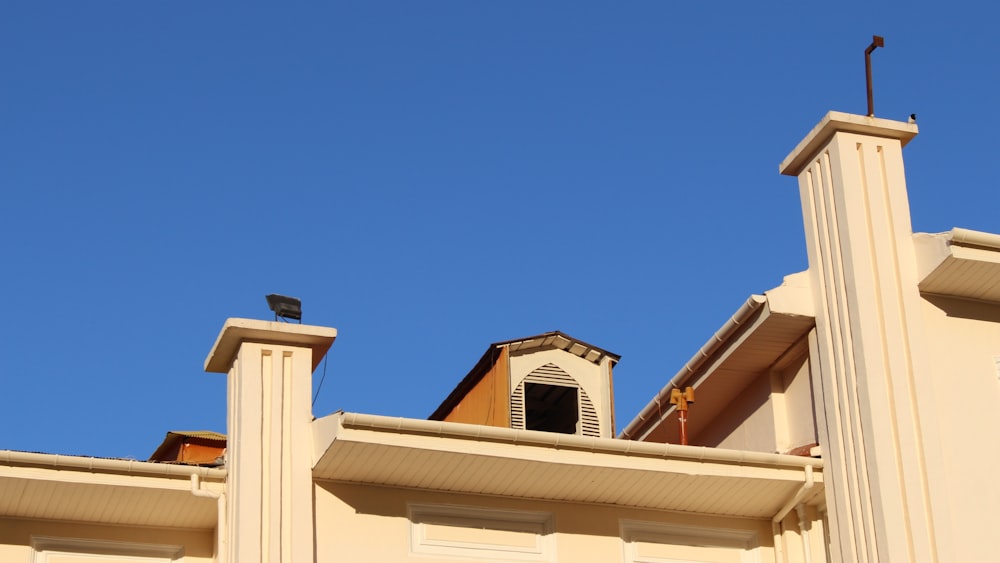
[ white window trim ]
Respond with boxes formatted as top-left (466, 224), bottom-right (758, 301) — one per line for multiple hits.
top-left (619, 520), bottom-right (761, 563)
top-left (511, 363), bottom-right (602, 437)
top-left (31, 536), bottom-right (183, 563)
top-left (408, 503), bottom-right (555, 561)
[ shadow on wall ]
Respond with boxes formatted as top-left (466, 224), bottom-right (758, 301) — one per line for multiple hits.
top-left (313, 481), bottom-right (773, 540)
top-left (923, 294), bottom-right (1000, 323)
top-left (0, 517), bottom-right (215, 559)
top-left (693, 372), bottom-right (773, 449)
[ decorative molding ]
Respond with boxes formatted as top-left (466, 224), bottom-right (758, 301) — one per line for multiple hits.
top-left (31, 536), bottom-right (183, 562)
top-left (408, 504), bottom-right (555, 561)
top-left (619, 520), bottom-right (761, 563)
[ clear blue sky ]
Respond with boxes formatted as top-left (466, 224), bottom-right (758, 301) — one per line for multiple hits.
top-left (2, 2), bottom-right (997, 460)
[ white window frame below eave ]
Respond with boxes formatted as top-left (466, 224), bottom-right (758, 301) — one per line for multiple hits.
top-left (408, 503), bottom-right (555, 561)
top-left (31, 536), bottom-right (184, 563)
top-left (619, 520), bottom-right (762, 563)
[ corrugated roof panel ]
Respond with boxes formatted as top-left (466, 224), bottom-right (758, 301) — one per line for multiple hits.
top-left (456, 455), bottom-right (499, 492)
top-left (489, 458), bottom-right (534, 496)
top-left (406, 450), bottom-right (451, 489)
top-left (578, 467), bottom-right (619, 503)
top-left (0, 476), bottom-right (26, 514)
top-left (169, 430), bottom-right (226, 441)
top-left (614, 467), bottom-right (652, 505)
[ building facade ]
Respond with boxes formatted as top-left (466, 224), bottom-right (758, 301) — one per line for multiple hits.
top-left (1, 111), bottom-right (998, 562)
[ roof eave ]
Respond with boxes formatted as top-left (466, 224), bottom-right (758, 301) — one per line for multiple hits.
top-left (620, 274), bottom-right (815, 441)
top-left (915, 228), bottom-right (1000, 303)
top-left (312, 412), bottom-right (823, 518)
top-left (0, 450), bottom-right (225, 529)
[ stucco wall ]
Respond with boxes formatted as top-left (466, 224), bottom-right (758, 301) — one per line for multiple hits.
top-left (0, 517), bottom-right (214, 562)
top-left (781, 352), bottom-right (818, 452)
top-left (918, 295), bottom-right (1000, 562)
top-left (696, 372), bottom-right (777, 451)
top-left (313, 481), bottom-right (775, 562)
top-left (686, 348), bottom-right (816, 456)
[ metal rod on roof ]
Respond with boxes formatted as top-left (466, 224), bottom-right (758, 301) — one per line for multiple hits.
top-left (865, 35), bottom-right (885, 117)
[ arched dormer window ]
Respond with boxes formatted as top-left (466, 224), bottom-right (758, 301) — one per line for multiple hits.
top-left (510, 363), bottom-right (600, 437)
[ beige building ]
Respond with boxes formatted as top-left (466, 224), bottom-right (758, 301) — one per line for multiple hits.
top-left (2, 111), bottom-right (998, 562)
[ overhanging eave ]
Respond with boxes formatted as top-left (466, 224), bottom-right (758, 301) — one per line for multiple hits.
top-left (312, 413), bottom-right (823, 519)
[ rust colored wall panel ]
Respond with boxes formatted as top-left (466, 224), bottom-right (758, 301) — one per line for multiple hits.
top-left (179, 441), bottom-right (226, 464)
top-left (607, 362), bottom-right (616, 437)
top-left (441, 347), bottom-right (510, 428)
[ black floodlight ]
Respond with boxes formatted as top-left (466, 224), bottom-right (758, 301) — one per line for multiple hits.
top-left (266, 293), bottom-right (302, 322)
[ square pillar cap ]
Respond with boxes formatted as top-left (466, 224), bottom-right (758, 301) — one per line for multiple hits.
top-left (780, 111), bottom-right (918, 176)
top-left (205, 317), bottom-right (338, 373)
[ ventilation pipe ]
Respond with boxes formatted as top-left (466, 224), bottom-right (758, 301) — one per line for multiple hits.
top-left (191, 473), bottom-right (227, 563)
top-left (771, 465), bottom-right (815, 563)
top-left (795, 504), bottom-right (814, 563)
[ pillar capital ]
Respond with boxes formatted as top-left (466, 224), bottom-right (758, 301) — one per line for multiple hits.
top-left (779, 111), bottom-right (917, 177)
top-left (205, 317), bottom-right (337, 373)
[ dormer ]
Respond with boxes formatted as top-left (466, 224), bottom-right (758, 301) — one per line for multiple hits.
top-left (429, 332), bottom-right (620, 438)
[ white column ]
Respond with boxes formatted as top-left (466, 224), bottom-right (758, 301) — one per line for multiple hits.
top-left (781, 112), bottom-right (953, 562)
top-left (206, 318), bottom-right (337, 563)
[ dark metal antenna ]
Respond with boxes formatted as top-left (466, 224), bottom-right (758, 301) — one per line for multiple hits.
top-left (865, 35), bottom-right (885, 117)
